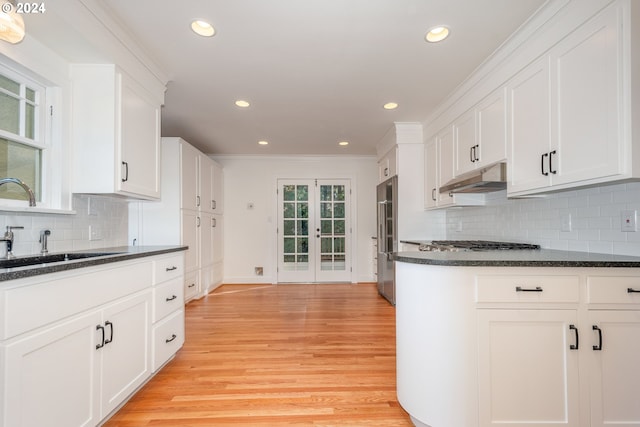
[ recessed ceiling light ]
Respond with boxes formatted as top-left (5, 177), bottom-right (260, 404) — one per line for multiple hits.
top-left (425, 26), bottom-right (450, 43)
top-left (235, 100), bottom-right (250, 108)
top-left (191, 20), bottom-right (215, 37)
top-left (258, 140), bottom-right (269, 146)
top-left (338, 141), bottom-right (349, 146)
top-left (383, 102), bottom-right (398, 110)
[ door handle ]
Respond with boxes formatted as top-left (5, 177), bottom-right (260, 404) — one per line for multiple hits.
top-left (104, 321), bottom-right (113, 345)
top-left (96, 324), bottom-right (105, 349)
top-left (165, 334), bottom-right (177, 344)
top-left (592, 325), bottom-right (603, 351)
top-left (121, 161), bottom-right (129, 182)
top-left (569, 324), bottom-right (579, 350)
top-left (166, 295), bottom-right (178, 302)
top-left (549, 150), bottom-right (557, 174)
top-left (541, 153), bottom-right (549, 176)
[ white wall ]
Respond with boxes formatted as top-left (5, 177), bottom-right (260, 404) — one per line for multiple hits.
top-left (212, 155), bottom-right (379, 284)
top-left (446, 182), bottom-right (640, 256)
top-left (0, 194), bottom-right (129, 258)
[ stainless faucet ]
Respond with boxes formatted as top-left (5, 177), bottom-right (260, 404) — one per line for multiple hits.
top-left (0, 177), bottom-right (36, 207)
top-left (1, 226), bottom-right (24, 259)
top-left (40, 229), bottom-right (51, 255)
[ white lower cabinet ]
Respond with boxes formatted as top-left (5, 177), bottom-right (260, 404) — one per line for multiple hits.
top-left (0, 252), bottom-right (186, 427)
top-left (477, 309), bottom-right (580, 426)
top-left (2, 290), bottom-right (151, 427)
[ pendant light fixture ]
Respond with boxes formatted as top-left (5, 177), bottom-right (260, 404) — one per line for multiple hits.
top-left (0, 1), bottom-right (25, 44)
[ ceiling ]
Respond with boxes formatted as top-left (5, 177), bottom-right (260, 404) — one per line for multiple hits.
top-left (36, 0), bottom-right (546, 156)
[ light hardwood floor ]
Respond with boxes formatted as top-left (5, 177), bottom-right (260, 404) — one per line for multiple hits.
top-left (104, 283), bottom-right (412, 426)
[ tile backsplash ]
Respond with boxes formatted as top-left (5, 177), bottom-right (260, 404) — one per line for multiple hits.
top-left (0, 194), bottom-right (128, 258)
top-left (446, 181), bottom-right (640, 256)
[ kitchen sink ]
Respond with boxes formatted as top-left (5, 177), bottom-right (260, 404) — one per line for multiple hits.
top-left (0, 252), bottom-right (125, 269)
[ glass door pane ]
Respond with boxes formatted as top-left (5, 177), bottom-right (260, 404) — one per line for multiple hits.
top-left (277, 181), bottom-right (314, 282)
top-left (315, 180), bottom-right (351, 282)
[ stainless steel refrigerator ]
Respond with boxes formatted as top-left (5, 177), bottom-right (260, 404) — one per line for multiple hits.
top-left (377, 175), bottom-right (397, 305)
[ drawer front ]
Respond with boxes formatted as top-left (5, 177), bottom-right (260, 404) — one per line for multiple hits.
top-left (184, 270), bottom-right (200, 302)
top-left (588, 276), bottom-right (640, 304)
top-left (152, 309), bottom-right (185, 372)
top-left (153, 254), bottom-right (185, 284)
top-left (476, 275), bottom-right (579, 303)
top-left (153, 277), bottom-right (185, 322)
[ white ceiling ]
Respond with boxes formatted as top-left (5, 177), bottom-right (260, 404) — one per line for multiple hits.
top-left (38, 0), bottom-right (547, 156)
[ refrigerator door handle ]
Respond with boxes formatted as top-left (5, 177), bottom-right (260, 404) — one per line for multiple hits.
top-left (378, 200), bottom-right (387, 254)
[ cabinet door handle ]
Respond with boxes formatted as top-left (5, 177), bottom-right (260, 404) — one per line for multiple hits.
top-left (166, 294), bottom-right (178, 302)
top-left (188, 283), bottom-right (196, 288)
top-left (431, 188), bottom-right (436, 201)
top-left (549, 150), bottom-right (557, 174)
top-left (121, 161), bottom-right (129, 182)
top-left (384, 167), bottom-right (389, 176)
top-left (212, 217), bottom-right (217, 227)
top-left (196, 216), bottom-right (201, 227)
top-left (166, 266), bottom-right (177, 272)
top-left (569, 324), bottom-right (579, 350)
top-left (470, 146), bottom-right (474, 163)
top-left (541, 153), bottom-right (549, 176)
top-left (592, 325), bottom-right (603, 351)
top-left (165, 334), bottom-right (177, 344)
top-left (104, 321), bottom-right (113, 345)
top-left (212, 200), bottom-right (216, 210)
top-left (96, 324), bottom-right (105, 349)
top-left (515, 286), bottom-right (543, 292)
top-left (627, 288), bottom-right (640, 293)
top-left (196, 195), bottom-right (200, 207)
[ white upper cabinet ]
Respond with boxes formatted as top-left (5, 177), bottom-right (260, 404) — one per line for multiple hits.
top-left (507, 56), bottom-right (552, 194)
top-left (508, 1), bottom-right (630, 196)
top-left (71, 64), bottom-right (162, 200)
top-left (454, 88), bottom-right (507, 177)
top-left (378, 146), bottom-right (397, 182)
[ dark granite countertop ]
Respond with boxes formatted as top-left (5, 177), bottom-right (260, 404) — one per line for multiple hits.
top-left (0, 245), bottom-right (188, 282)
top-left (394, 249), bottom-right (640, 268)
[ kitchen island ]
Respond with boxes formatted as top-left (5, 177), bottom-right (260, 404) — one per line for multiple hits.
top-left (394, 250), bottom-right (640, 427)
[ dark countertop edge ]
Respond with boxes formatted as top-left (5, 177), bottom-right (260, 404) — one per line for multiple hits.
top-left (0, 246), bottom-right (188, 282)
top-left (393, 251), bottom-right (640, 268)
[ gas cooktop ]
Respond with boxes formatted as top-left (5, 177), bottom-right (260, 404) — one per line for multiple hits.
top-left (418, 240), bottom-right (541, 252)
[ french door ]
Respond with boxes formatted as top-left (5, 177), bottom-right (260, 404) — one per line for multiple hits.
top-left (277, 179), bottom-right (351, 283)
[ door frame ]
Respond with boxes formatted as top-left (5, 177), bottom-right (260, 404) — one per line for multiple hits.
top-left (275, 177), bottom-right (354, 284)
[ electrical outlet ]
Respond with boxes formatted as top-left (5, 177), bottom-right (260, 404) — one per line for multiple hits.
top-left (621, 210), bottom-right (637, 232)
top-left (89, 226), bottom-right (103, 241)
top-left (254, 266), bottom-right (263, 276)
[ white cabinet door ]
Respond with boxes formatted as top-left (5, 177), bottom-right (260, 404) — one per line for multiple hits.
top-left (424, 139), bottom-right (438, 209)
top-left (100, 292), bottom-right (151, 418)
top-left (438, 125), bottom-right (456, 206)
top-left (181, 210), bottom-right (200, 273)
top-left (212, 160), bottom-right (224, 214)
top-left (212, 214), bottom-right (223, 265)
top-left (200, 212), bottom-right (214, 269)
top-left (454, 109), bottom-right (478, 176)
top-left (507, 56), bottom-right (552, 194)
top-left (552, 3), bottom-right (622, 187)
top-left (118, 74), bottom-right (161, 199)
top-left (477, 87), bottom-right (507, 167)
top-left (3, 312), bottom-right (102, 427)
top-left (588, 310), bottom-right (640, 427)
top-left (180, 143), bottom-right (200, 211)
top-left (477, 309), bottom-right (580, 426)
top-left (200, 156), bottom-right (214, 214)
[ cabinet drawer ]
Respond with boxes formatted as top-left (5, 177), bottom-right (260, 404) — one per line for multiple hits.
top-left (153, 277), bottom-right (184, 322)
top-left (152, 309), bottom-right (184, 372)
top-left (588, 276), bottom-right (640, 304)
top-left (153, 254), bottom-right (184, 284)
top-left (476, 275), bottom-right (579, 303)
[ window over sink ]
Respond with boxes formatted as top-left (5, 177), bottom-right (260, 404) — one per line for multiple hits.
top-left (0, 60), bottom-right (52, 208)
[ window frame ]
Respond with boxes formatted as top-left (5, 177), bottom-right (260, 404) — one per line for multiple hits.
top-left (0, 60), bottom-right (52, 209)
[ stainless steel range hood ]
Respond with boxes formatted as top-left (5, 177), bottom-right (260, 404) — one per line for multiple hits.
top-left (439, 163), bottom-right (507, 194)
